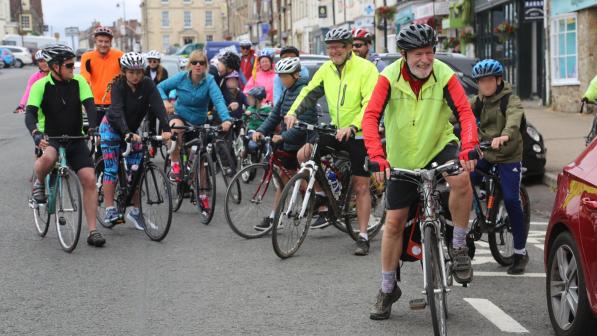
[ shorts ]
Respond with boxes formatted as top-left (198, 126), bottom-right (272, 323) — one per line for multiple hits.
top-left (316, 134), bottom-right (369, 177)
top-left (47, 139), bottom-right (94, 172)
top-left (386, 142), bottom-right (459, 210)
top-left (277, 150), bottom-right (299, 170)
top-left (99, 120), bottom-right (144, 185)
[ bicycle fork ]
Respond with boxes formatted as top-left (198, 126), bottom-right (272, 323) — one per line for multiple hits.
top-left (284, 166), bottom-right (317, 219)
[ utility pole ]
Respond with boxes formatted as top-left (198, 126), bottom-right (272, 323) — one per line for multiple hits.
top-left (383, 0), bottom-right (388, 53)
top-left (117, 1), bottom-right (127, 50)
top-left (18, 0), bottom-right (24, 46)
top-left (332, 0), bottom-right (336, 26)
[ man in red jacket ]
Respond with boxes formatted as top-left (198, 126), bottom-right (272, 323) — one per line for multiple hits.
top-left (239, 40), bottom-right (255, 82)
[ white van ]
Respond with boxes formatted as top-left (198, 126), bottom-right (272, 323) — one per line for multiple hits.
top-left (0, 45), bottom-right (33, 67)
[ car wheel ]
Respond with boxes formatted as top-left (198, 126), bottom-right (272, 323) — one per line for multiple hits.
top-left (546, 231), bottom-right (597, 335)
top-left (15, 59), bottom-right (23, 68)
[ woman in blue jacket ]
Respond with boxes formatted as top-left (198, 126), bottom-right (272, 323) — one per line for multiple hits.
top-left (158, 50), bottom-right (232, 181)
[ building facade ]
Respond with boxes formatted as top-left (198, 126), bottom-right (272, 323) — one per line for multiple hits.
top-left (140, 0), bottom-right (227, 52)
top-left (9, 0), bottom-right (43, 35)
top-left (0, 0), bottom-right (11, 41)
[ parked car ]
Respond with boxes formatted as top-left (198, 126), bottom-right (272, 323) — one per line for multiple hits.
top-left (174, 43), bottom-right (204, 57)
top-left (0, 45), bottom-right (32, 67)
top-left (204, 41), bottom-right (240, 61)
top-left (545, 139), bottom-right (597, 335)
top-left (0, 48), bottom-right (15, 68)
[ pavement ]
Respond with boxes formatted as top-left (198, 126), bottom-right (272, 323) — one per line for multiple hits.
top-left (522, 99), bottom-right (594, 189)
top-left (0, 67), bottom-right (562, 335)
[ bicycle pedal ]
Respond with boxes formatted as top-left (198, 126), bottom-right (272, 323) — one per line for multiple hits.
top-left (58, 216), bottom-right (66, 226)
top-left (462, 283), bottom-right (468, 288)
top-left (409, 298), bottom-right (426, 310)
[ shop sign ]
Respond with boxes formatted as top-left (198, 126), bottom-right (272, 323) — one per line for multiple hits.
top-left (524, 1), bottom-right (544, 21)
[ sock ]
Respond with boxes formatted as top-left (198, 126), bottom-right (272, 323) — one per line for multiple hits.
top-left (269, 211), bottom-right (275, 219)
top-left (452, 226), bottom-right (468, 249)
top-left (514, 248), bottom-right (527, 255)
top-left (359, 232), bottom-right (368, 241)
top-left (130, 207), bottom-right (140, 215)
top-left (106, 206), bottom-right (115, 211)
top-left (381, 271), bottom-right (396, 294)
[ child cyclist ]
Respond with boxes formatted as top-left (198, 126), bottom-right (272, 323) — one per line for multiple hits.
top-left (251, 57), bottom-right (318, 230)
top-left (100, 52), bottom-right (172, 228)
top-left (470, 59), bottom-right (528, 274)
top-left (244, 86), bottom-right (271, 155)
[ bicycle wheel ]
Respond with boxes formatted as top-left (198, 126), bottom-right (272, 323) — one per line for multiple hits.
top-left (164, 154), bottom-right (185, 212)
top-left (193, 151), bottom-right (217, 224)
top-left (272, 171), bottom-right (314, 259)
top-left (225, 163), bottom-right (282, 239)
top-left (488, 186), bottom-right (531, 266)
top-left (140, 164), bottom-right (172, 241)
top-left (216, 141), bottom-right (241, 202)
top-left (30, 173), bottom-right (50, 237)
top-left (343, 181), bottom-right (386, 241)
top-left (55, 168), bottom-right (82, 252)
top-left (424, 224), bottom-right (448, 336)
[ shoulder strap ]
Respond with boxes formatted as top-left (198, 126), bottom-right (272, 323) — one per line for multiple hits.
top-left (499, 93), bottom-right (511, 115)
top-left (472, 96), bottom-right (482, 119)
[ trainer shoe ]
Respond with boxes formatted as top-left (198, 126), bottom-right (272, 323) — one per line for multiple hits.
top-left (127, 210), bottom-right (146, 230)
top-left (87, 230), bottom-right (106, 247)
top-left (370, 283), bottom-right (402, 320)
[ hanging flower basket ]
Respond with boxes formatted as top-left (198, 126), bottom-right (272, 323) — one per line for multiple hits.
top-left (494, 22), bottom-right (516, 42)
top-left (442, 37), bottom-right (459, 50)
top-left (375, 6), bottom-right (396, 21)
top-left (460, 31), bottom-right (476, 44)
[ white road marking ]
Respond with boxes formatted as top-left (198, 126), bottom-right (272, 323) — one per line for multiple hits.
top-left (474, 271), bottom-right (545, 278)
top-left (527, 230), bottom-right (546, 236)
top-left (464, 298), bottom-right (529, 333)
top-left (534, 244), bottom-right (544, 251)
top-left (472, 257), bottom-right (497, 265)
top-left (530, 221), bottom-right (548, 226)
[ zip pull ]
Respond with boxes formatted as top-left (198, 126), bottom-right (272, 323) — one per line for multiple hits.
top-left (412, 120), bottom-right (415, 126)
top-left (340, 84), bottom-right (347, 106)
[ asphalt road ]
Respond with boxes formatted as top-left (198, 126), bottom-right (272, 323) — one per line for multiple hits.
top-left (0, 67), bottom-right (558, 335)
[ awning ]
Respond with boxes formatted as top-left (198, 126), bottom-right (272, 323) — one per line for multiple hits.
top-left (395, 6), bottom-right (414, 26)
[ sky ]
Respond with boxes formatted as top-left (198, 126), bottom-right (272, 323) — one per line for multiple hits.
top-left (42, 0), bottom-right (141, 47)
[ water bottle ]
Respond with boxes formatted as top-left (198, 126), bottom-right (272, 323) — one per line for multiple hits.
top-left (326, 168), bottom-right (342, 199)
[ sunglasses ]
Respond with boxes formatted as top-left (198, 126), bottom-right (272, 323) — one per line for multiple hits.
top-left (63, 63), bottom-right (75, 69)
top-left (240, 46), bottom-right (250, 50)
top-left (353, 43), bottom-right (365, 48)
top-left (190, 60), bottom-right (206, 66)
top-left (148, 59), bottom-right (159, 63)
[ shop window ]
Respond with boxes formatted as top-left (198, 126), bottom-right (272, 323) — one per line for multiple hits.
top-left (551, 13), bottom-right (578, 85)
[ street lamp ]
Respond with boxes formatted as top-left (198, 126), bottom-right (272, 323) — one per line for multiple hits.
top-left (116, 1), bottom-right (127, 50)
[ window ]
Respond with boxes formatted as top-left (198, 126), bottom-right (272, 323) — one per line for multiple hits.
top-left (184, 11), bottom-right (192, 28)
top-left (204, 0), bottom-right (212, 3)
top-left (161, 11), bottom-right (170, 27)
top-left (206, 35), bottom-right (213, 42)
top-left (205, 11), bottom-right (213, 27)
top-left (551, 13), bottom-right (578, 85)
top-left (20, 14), bottom-right (31, 31)
top-left (161, 0), bottom-right (168, 4)
top-left (162, 35), bottom-right (170, 49)
top-left (183, 0), bottom-right (192, 3)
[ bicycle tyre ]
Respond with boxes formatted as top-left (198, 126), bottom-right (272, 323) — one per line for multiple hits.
top-left (193, 151), bottom-right (217, 224)
top-left (30, 172), bottom-right (51, 237)
top-left (55, 168), bottom-right (82, 253)
top-left (343, 181), bottom-right (386, 241)
top-left (424, 224), bottom-right (448, 336)
top-left (488, 186), bottom-right (531, 266)
top-left (140, 164), bottom-right (172, 241)
top-left (164, 153), bottom-right (186, 212)
top-left (272, 171), bottom-right (314, 259)
top-left (216, 140), bottom-right (241, 203)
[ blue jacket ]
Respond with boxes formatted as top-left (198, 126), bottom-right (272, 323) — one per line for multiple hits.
top-left (257, 76), bottom-right (317, 151)
top-left (158, 71), bottom-right (231, 125)
top-left (273, 66), bottom-right (310, 106)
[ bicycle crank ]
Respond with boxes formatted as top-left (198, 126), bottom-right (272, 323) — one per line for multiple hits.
top-left (409, 298), bottom-right (426, 310)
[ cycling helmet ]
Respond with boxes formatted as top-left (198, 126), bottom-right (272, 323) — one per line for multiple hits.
top-left (94, 26), bottom-right (113, 38)
top-left (351, 28), bottom-right (372, 43)
top-left (396, 24), bottom-right (437, 51)
top-left (42, 44), bottom-right (76, 65)
top-left (34, 49), bottom-right (44, 61)
top-left (218, 51), bottom-right (241, 70)
top-left (239, 39), bottom-right (252, 48)
top-left (324, 27), bottom-right (353, 44)
top-left (246, 86), bottom-right (267, 101)
top-left (257, 48), bottom-right (275, 60)
top-left (225, 70), bottom-right (240, 79)
top-left (179, 58), bottom-right (189, 69)
top-left (472, 59), bottom-right (504, 79)
top-left (120, 52), bottom-right (146, 70)
top-left (146, 50), bottom-right (161, 60)
top-left (280, 46), bottom-right (300, 57)
top-left (275, 57), bottom-right (301, 74)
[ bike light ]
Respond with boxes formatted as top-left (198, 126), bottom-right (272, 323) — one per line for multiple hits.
top-left (533, 144), bottom-right (542, 153)
top-left (526, 126), bottom-right (541, 142)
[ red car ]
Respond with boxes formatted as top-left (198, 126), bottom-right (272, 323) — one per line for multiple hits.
top-left (545, 140), bottom-right (597, 335)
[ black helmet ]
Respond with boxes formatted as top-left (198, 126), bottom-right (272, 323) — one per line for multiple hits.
top-left (246, 86), bottom-right (267, 101)
top-left (218, 51), bottom-right (241, 71)
top-left (396, 24), bottom-right (437, 51)
top-left (280, 46), bottom-right (300, 57)
top-left (324, 28), bottom-right (353, 44)
top-left (42, 44), bottom-right (76, 65)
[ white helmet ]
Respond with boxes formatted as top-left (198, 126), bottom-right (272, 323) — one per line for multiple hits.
top-left (275, 57), bottom-right (301, 74)
top-left (120, 52), bottom-right (146, 70)
top-left (34, 50), bottom-right (44, 61)
top-left (146, 50), bottom-right (161, 60)
top-left (179, 58), bottom-right (189, 69)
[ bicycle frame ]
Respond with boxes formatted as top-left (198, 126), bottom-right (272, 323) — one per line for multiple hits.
top-left (45, 146), bottom-right (68, 214)
top-left (249, 139), bottom-right (294, 203)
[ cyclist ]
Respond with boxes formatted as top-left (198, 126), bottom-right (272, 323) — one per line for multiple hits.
top-left (157, 50), bottom-right (233, 183)
top-left (582, 74), bottom-right (597, 103)
top-left (244, 86), bottom-right (271, 155)
top-left (284, 27), bottom-right (379, 255)
top-left (273, 46), bottom-right (310, 106)
top-left (470, 59), bottom-right (528, 274)
top-left (80, 26), bottom-right (124, 125)
top-left (15, 50), bottom-right (49, 114)
top-left (351, 28), bottom-right (386, 72)
top-left (216, 51), bottom-right (244, 90)
top-left (144, 50), bottom-right (169, 85)
top-left (244, 48), bottom-right (276, 105)
top-left (362, 24), bottom-right (478, 320)
top-left (239, 39), bottom-right (256, 84)
top-left (221, 71), bottom-right (248, 120)
top-left (252, 57), bottom-right (318, 230)
top-left (25, 44), bottom-right (105, 247)
top-left (99, 52), bottom-right (172, 228)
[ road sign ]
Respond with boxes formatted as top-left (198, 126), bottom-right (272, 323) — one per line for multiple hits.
top-left (65, 27), bottom-right (79, 36)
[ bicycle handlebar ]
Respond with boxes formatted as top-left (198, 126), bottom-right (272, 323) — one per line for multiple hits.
top-left (123, 134), bottom-right (177, 157)
top-left (292, 120), bottom-right (338, 137)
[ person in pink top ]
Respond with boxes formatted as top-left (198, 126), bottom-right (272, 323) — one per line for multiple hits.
top-left (243, 48), bottom-right (276, 105)
top-left (14, 50), bottom-right (49, 114)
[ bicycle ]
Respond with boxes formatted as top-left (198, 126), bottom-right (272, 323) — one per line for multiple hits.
top-left (231, 115), bottom-right (268, 183)
top-left (95, 133), bottom-right (175, 241)
top-left (224, 136), bottom-right (295, 239)
top-left (367, 157), bottom-right (475, 336)
top-left (28, 135), bottom-right (89, 252)
top-left (580, 100), bottom-right (597, 146)
top-left (271, 121), bottom-right (385, 259)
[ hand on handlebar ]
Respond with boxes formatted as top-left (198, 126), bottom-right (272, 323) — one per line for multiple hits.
top-left (161, 131), bottom-right (172, 141)
top-left (126, 132), bottom-right (142, 143)
top-left (458, 148), bottom-right (478, 173)
top-left (221, 121), bottom-right (232, 132)
top-left (335, 127), bottom-right (353, 142)
top-left (252, 131), bottom-right (263, 142)
top-left (284, 114), bottom-right (297, 130)
top-left (491, 135), bottom-right (509, 149)
top-left (272, 134), bottom-right (283, 143)
top-left (368, 156), bottom-right (391, 184)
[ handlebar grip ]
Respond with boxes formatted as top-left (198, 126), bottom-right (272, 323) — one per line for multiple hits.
top-left (122, 142), bottom-right (132, 157)
top-left (363, 157), bottom-right (380, 173)
top-left (468, 146), bottom-right (483, 160)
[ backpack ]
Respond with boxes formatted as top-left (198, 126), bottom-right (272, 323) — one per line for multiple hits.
top-left (471, 93), bottom-right (527, 135)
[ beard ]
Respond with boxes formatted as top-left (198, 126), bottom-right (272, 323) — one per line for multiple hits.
top-left (408, 61), bottom-right (433, 79)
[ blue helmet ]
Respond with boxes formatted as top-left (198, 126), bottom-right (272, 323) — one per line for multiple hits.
top-left (247, 86), bottom-right (267, 101)
top-left (257, 48), bottom-right (275, 60)
top-left (472, 59), bottom-right (504, 79)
